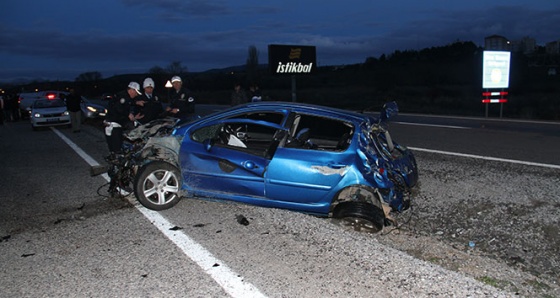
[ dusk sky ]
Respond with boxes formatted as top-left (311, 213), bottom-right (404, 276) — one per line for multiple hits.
top-left (1, 0), bottom-right (559, 82)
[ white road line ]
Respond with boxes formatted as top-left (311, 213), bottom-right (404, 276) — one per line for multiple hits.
top-left (52, 128), bottom-right (267, 298)
top-left (395, 122), bottom-right (471, 129)
top-left (409, 146), bottom-right (560, 170)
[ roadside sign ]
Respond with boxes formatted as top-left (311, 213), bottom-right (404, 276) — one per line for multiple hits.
top-left (482, 51), bottom-right (511, 89)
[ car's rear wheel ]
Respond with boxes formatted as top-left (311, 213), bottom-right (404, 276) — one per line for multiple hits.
top-left (134, 161), bottom-right (182, 210)
top-left (332, 201), bottom-right (385, 233)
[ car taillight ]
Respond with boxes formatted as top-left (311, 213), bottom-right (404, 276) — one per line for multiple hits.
top-left (47, 94), bottom-right (56, 100)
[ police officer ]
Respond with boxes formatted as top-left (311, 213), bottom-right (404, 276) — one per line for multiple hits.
top-left (166, 76), bottom-right (195, 120)
top-left (104, 81), bottom-right (141, 154)
top-left (135, 77), bottom-right (163, 124)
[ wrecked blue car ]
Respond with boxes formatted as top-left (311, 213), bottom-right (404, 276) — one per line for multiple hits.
top-left (126, 101), bottom-right (418, 232)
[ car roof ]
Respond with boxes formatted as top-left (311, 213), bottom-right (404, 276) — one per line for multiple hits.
top-left (220, 101), bottom-right (374, 123)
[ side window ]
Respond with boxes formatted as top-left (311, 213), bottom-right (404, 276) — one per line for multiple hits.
top-left (191, 124), bottom-right (221, 143)
top-left (191, 122), bottom-right (279, 157)
top-left (227, 112), bottom-right (285, 125)
top-left (286, 114), bottom-right (354, 151)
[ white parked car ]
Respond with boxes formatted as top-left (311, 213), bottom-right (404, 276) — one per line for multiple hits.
top-left (19, 90), bottom-right (69, 118)
top-left (30, 99), bottom-right (71, 131)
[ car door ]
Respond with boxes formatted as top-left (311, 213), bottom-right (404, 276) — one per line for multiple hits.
top-left (265, 112), bottom-right (355, 205)
top-left (180, 119), bottom-right (283, 198)
top-left (265, 147), bottom-right (352, 205)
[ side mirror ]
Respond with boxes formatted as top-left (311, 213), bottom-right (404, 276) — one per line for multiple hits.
top-left (380, 101), bottom-right (398, 122)
top-left (203, 138), bottom-right (214, 151)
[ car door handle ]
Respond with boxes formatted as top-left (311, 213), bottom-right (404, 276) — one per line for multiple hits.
top-left (243, 160), bottom-right (258, 169)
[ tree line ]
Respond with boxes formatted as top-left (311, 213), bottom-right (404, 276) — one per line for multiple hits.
top-left (6, 42), bottom-right (560, 120)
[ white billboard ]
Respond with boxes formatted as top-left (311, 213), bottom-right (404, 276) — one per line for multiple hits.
top-left (482, 51), bottom-right (511, 89)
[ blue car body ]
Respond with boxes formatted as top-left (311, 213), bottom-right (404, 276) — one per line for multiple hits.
top-left (151, 101), bottom-right (418, 216)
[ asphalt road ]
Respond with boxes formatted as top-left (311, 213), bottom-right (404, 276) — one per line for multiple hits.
top-left (389, 113), bottom-right (560, 167)
top-left (1, 108), bottom-right (558, 297)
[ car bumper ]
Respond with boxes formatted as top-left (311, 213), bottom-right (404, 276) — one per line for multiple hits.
top-left (31, 116), bottom-right (71, 127)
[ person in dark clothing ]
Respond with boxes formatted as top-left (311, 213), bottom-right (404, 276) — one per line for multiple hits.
top-left (65, 88), bottom-right (82, 132)
top-left (249, 84), bottom-right (262, 102)
top-left (135, 77), bottom-right (163, 124)
top-left (104, 82), bottom-right (141, 154)
top-left (7, 93), bottom-right (20, 122)
top-left (166, 76), bottom-right (196, 120)
top-left (231, 82), bottom-right (248, 106)
top-left (0, 95), bottom-right (5, 125)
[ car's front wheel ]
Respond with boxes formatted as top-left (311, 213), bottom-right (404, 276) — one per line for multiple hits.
top-left (134, 161), bottom-right (182, 210)
top-left (332, 201), bottom-right (385, 233)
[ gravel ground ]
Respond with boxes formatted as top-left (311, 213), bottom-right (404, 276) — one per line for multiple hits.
top-left (374, 151), bottom-right (560, 297)
top-left (74, 124), bottom-right (560, 296)
top-left (3, 122), bottom-right (557, 297)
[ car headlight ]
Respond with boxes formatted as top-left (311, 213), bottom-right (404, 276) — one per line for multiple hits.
top-left (87, 106), bottom-right (97, 112)
top-left (63, 111), bottom-right (69, 116)
top-left (33, 113), bottom-right (42, 118)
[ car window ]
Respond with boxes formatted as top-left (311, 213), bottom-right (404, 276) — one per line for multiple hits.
top-left (191, 122), bottom-right (280, 157)
top-left (286, 113), bottom-right (354, 151)
top-left (227, 112), bottom-right (285, 125)
top-left (191, 124), bottom-right (222, 143)
top-left (33, 99), bottom-right (66, 108)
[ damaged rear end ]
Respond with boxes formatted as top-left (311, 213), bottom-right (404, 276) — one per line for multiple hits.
top-left (333, 102), bottom-right (418, 233)
top-left (359, 102), bottom-right (418, 212)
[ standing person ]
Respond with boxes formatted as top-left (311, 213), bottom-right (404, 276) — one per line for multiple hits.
top-left (136, 77), bottom-right (163, 124)
top-left (249, 83), bottom-right (262, 102)
top-left (230, 82), bottom-right (248, 106)
top-left (104, 82), bottom-right (141, 155)
top-left (0, 94), bottom-right (5, 125)
top-left (8, 93), bottom-right (19, 122)
top-left (166, 76), bottom-right (196, 120)
top-left (65, 88), bottom-right (82, 132)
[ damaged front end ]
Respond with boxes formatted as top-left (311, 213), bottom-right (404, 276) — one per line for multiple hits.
top-left (91, 118), bottom-right (183, 196)
top-left (126, 117), bottom-right (183, 165)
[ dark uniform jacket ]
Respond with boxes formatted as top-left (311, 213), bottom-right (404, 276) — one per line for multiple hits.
top-left (169, 87), bottom-right (195, 118)
top-left (105, 91), bottom-right (133, 128)
top-left (135, 93), bottom-right (163, 124)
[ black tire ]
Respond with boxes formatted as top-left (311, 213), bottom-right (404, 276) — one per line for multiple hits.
top-left (134, 161), bottom-right (182, 210)
top-left (332, 201), bottom-right (385, 233)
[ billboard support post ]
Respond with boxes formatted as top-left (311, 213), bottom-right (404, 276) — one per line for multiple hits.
top-left (291, 75), bottom-right (297, 102)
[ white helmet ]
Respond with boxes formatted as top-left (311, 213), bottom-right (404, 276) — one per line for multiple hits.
top-left (171, 76), bottom-right (182, 83)
top-left (127, 81), bottom-right (142, 95)
top-left (143, 78), bottom-right (155, 89)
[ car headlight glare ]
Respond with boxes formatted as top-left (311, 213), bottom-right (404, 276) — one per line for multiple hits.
top-left (33, 113), bottom-right (41, 118)
top-left (63, 111), bottom-right (69, 116)
top-left (87, 106), bottom-right (97, 112)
